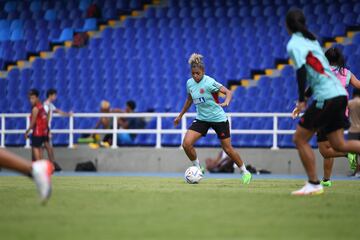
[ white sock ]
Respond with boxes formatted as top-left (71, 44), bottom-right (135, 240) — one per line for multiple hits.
top-left (240, 163), bottom-right (249, 174)
top-left (192, 158), bottom-right (200, 168)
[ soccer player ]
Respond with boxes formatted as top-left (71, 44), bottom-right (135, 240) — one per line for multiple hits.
top-left (174, 53), bottom-right (252, 184)
top-left (286, 9), bottom-right (360, 195)
top-left (0, 149), bottom-right (52, 203)
top-left (348, 89), bottom-right (360, 176)
top-left (25, 89), bottom-right (49, 162)
top-left (292, 47), bottom-right (360, 186)
top-left (43, 89), bottom-right (71, 170)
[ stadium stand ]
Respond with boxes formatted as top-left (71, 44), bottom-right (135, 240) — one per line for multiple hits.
top-left (0, 0), bottom-right (359, 147)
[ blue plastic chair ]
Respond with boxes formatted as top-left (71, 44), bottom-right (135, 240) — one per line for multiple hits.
top-left (0, 20), bottom-right (10, 30)
top-left (10, 19), bottom-right (23, 30)
top-left (44, 9), bottom-right (57, 21)
top-left (4, 1), bottom-right (17, 13)
top-left (344, 13), bottom-right (357, 25)
top-left (0, 29), bottom-right (10, 41)
top-left (10, 29), bottom-right (23, 41)
top-left (82, 18), bottom-right (98, 32)
top-left (53, 28), bottom-right (74, 42)
top-left (79, 0), bottom-right (91, 11)
top-left (353, 33), bottom-right (360, 45)
top-left (329, 12), bottom-right (344, 24)
top-left (30, 1), bottom-right (42, 12)
top-left (332, 23), bottom-right (345, 37)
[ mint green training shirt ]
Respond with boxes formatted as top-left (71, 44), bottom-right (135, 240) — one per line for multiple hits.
top-left (186, 75), bottom-right (227, 122)
top-left (287, 32), bottom-right (347, 107)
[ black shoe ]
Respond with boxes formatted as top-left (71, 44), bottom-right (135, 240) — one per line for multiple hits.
top-left (53, 161), bottom-right (62, 172)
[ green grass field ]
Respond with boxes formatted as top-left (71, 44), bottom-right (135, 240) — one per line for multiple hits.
top-left (0, 177), bottom-right (359, 240)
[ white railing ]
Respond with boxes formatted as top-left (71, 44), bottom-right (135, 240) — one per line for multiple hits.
top-left (0, 112), bottom-right (295, 150)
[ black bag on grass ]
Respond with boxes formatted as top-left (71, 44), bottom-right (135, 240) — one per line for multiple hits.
top-left (75, 161), bottom-right (97, 172)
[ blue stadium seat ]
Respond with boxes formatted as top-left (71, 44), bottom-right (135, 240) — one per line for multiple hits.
top-left (30, 1), bottom-right (42, 12)
top-left (4, 1), bottom-right (17, 13)
top-left (0, 29), bottom-right (10, 41)
top-left (10, 29), bottom-right (23, 41)
top-left (44, 9), bottom-right (57, 21)
top-left (79, 0), bottom-right (92, 11)
top-left (81, 18), bottom-right (98, 32)
top-left (53, 28), bottom-right (74, 42)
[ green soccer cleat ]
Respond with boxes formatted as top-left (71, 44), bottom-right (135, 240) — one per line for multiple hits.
top-left (347, 153), bottom-right (358, 171)
top-left (242, 172), bottom-right (252, 184)
top-left (200, 165), bottom-right (205, 175)
top-left (194, 165), bottom-right (205, 175)
top-left (321, 180), bottom-right (332, 187)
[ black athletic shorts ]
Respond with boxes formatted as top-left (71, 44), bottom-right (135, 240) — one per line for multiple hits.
top-left (31, 136), bottom-right (49, 148)
top-left (348, 132), bottom-right (360, 141)
top-left (317, 116), bottom-right (350, 142)
top-left (300, 96), bottom-right (348, 137)
top-left (189, 119), bottom-right (230, 139)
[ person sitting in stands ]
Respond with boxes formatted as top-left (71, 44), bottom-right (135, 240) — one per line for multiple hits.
top-left (117, 100), bottom-right (145, 145)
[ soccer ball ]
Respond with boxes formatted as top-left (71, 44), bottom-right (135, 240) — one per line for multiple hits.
top-left (184, 166), bottom-right (203, 184)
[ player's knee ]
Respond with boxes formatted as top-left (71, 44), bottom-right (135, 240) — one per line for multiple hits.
top-left (182, 140), bottom-right (193, 150)
top-left (319, 149), bottom-right (328, 158)
top-left (293, 134), bottom-right (305, 146)
top-left (332, 142), bottom-right (346, 152)
top-left (292, 135), bottom-right (300, 146)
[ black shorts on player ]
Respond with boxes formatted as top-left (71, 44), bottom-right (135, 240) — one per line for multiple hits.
top-left (31, 136), bottom-right (49, 148)
top-left (189, 119), bottom-right (230, 139)
top-left (299, 96), bottom-right (348, 136)
top-left (348, 132), bottom-right (360, 141)
top-left (315, 103), bottom-right (350, 143)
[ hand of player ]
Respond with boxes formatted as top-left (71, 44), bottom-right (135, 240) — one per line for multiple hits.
top-left (174, 116), bottom-right (182, 127)
top-left (24, 131), bottom-right (29, 139)
top-left (218, 100), bottom-right (230, 107)
top-left (296, 101), bottom-right (306, 112)
top-left (291, 107), bottom-right (301, 119)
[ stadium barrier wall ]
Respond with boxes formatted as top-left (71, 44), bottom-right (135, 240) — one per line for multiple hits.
top-left (4, 147), bottom-right (350, 175)
top-left (1, 112), bottom-right (295, 149)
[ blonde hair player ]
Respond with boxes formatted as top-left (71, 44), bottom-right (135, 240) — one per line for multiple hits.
top-left (174, 53), bottom-right (252, 184)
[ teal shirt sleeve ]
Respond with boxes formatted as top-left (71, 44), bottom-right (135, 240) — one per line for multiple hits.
top-left (207, 78), bottom-right (223, 93)
top-left (287, 42), bottom-right (307, 69)
top-left (346, 70), bottom-right (352, 86)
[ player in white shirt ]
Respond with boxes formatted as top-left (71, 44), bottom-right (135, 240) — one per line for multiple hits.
top-left (43, 89), bottom-right (72, 170)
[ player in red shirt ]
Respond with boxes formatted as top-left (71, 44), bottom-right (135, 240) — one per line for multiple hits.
top-left (25, 89), bottom-right (49, 161)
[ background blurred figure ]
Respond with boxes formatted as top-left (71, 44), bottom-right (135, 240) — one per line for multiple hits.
top-left (93, 100), bottom-right (113, 147)
top-left (25, 89), bottom-right (49, 162)
top-left (205, 150), bottom-right (234, 173)
top-left (348, 89), bottom-right (360, 176)
top-left (43, 88), bottom-right (72, 171)
top-left (117, 100), bottom-right (145, 146)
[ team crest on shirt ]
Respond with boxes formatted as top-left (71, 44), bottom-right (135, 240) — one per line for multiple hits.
top-left (200, 88), bottom-right (205, 94)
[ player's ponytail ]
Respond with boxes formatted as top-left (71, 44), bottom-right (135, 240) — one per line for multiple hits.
top-left (325, 47), bottom-right (346, 76)
top-left (188, 53), bottom-right (205, 69)
top-left (286, 9), bottom-right (316, 41)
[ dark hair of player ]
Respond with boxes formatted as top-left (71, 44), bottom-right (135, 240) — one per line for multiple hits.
top-left (126, 100), bottom-right (136, 110)
top-left (325, 47), bottom-right (346, 76)
top-left (46, 88), bottom-right (57, 98)
top-left (286, 8), bottom-right (316, 41)
top-left (28, 88), bottom-right (39, 97)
